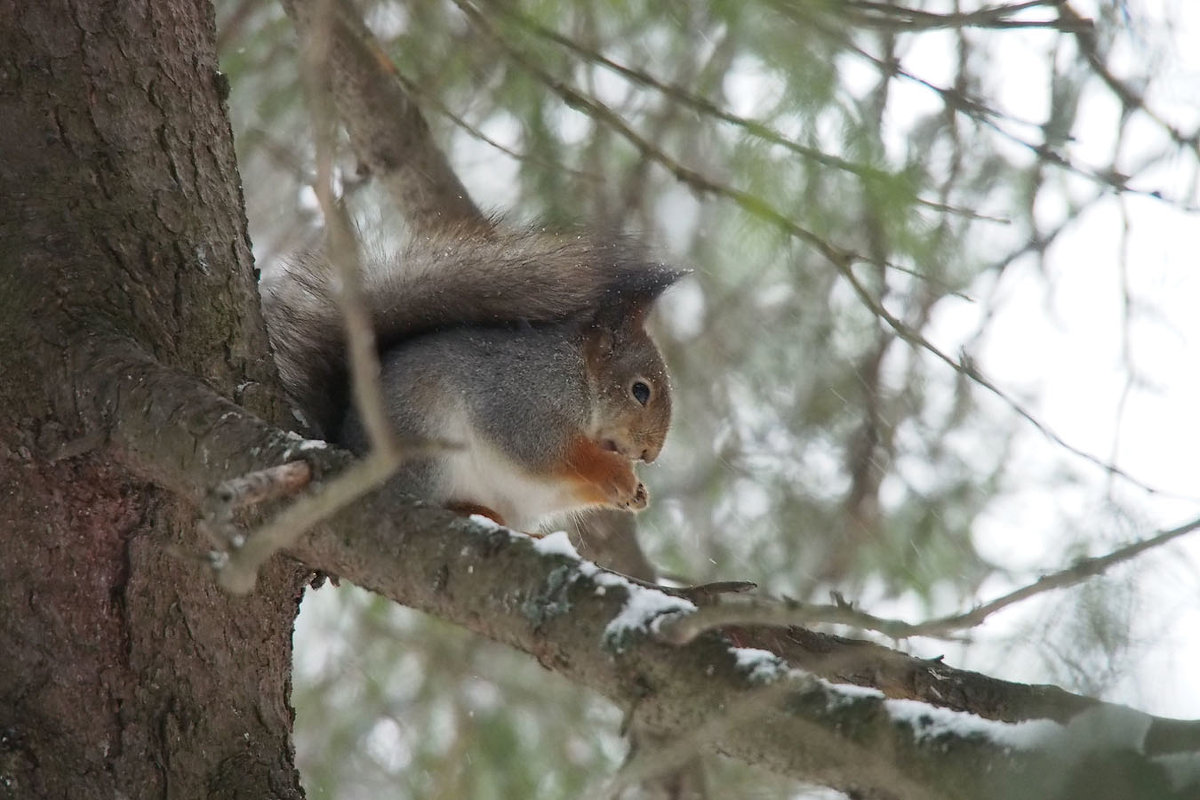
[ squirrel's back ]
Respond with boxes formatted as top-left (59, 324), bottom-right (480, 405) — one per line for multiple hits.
top-left (260, 221), bottom-right (684, 439)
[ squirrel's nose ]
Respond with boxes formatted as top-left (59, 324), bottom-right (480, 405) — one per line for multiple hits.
top-left (640, 446), bottom-right (659, 464)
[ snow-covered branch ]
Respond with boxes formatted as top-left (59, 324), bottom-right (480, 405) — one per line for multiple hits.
top-left (282, 514), bottom-right (1200, 799)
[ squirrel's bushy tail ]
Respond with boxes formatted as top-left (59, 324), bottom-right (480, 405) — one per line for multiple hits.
top-left (261, 222), bottom-right (684, 437)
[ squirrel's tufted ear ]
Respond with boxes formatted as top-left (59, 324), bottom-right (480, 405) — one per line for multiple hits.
top-left (582, 253), bottom-right (687, 363)
top-left (600, 261), bottom-right (690, 328)
top-left (583, 282), bottom-right (670, 369)
top-left (614, 263), bottom-right (690, 306)
top-left (581, 266), bottom-right (683, 373)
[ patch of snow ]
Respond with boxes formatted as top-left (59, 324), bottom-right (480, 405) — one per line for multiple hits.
top-left (886, 699), bottom-right (1063, 749)
top-left (604, 584), bottom-right (696, 638)
top-left (819, 678), bottom-right (886, 705)
top-left (281, 432), bottom-right (328, 457)
top-left (1060, 704), bottom-right (1152, 755)
top-left (531, 530), bottom-right (580, 559)
top-left (468, 513), bottom-right (504, 531)
top-left (731, 647), bottom-right (789, 683)
top-left (519, 530), bottom-right (698, 641)
top-left (575, 559), bottom-right (628, 591)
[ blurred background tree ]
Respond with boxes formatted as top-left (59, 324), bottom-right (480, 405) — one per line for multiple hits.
top-left (217, 1), bottom-right (1200, 796)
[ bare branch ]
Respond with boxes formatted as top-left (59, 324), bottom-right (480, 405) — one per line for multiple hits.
top-left (821, 15), bottom-right (1200, 211)
top-left (281, 0), bottom-right (486, 230)
top-left (483, 0), bottom-right (1002, 223)
top-left (658, 516), bottom-right (1200, 643)
top-left (831, 0), bottom-right (1083, 32)
top-left (298, 0), bottom-right (395, 455)
top-left (911, 514), bottom-right (1200, 635)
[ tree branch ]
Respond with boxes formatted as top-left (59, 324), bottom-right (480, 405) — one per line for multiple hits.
top-left (281, 0), bottom-right (486, 230)
top-left (833, 0), bottom-right (1082, 32)
top-left (481, 0), bottom-right (997, 225)
top-left (285, 518), bottom-right (1200, 798)
top-left (658, 512), bottom-right (1200, 642)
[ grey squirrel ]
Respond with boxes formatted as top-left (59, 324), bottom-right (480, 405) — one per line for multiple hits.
top-left (260, 221), bottom-right (684, 530)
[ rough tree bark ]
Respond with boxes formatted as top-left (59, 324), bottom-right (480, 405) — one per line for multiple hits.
top-left (1, 1), bottom-right (305, 797)
top-left (3, 0), bottom-right (1199, 799)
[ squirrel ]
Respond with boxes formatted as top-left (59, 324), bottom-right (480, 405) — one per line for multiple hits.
top-left (260, 221), bottom-right (685, 530)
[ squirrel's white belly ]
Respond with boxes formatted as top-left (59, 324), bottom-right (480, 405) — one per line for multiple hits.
top-left (437, 408), bottom-right (579, 531)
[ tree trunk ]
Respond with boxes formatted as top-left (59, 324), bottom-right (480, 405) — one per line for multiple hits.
top-left (0, 1), bottom-right (304, 797)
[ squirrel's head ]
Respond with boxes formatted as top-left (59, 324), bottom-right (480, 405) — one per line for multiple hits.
top-left (581, 272), bottom-right (681, 464)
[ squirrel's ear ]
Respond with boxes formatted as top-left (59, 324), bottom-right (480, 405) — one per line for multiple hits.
top-left (604, 263), bottom-right (688, 329)
top-left (584, 261), bottom-right (686, 364)
top-left (619, 264), bottom-right (689, 304)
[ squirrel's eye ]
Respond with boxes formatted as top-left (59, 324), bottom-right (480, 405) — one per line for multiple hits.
top-left (631, 380), bottom-right (651, 406)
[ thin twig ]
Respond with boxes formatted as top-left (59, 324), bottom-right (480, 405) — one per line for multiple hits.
top-left (1061, 1), bottom-right (1199, 154)
top-left (912, 514), bottom-right (1200, 635)
top-left (303, 0), bottom-right (394, 455)
top-left (215, 451), bottom-right (400, 594)
top-left (485, 0), bottom-right (1007, 224)
top-left (657, 594), bottom-right (934, 644)
top-left (822, 15), bottom-right (1200, 211)
top-left (833, 0), bottom-right (1079, 32)
top-left (214, 0), bottom-right (417, 593)
top-left (394, 72), bottom-right (607, 183)
top-left (658, 515), bottom-right (1200, 643)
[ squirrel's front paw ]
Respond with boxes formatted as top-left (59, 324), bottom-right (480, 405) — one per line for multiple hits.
top-left (625, 481), bottom-right (649, 511)
top-left (563, 435), bottom-right (652, 512)
top-left (608, 472), bottom-right (649, 511)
